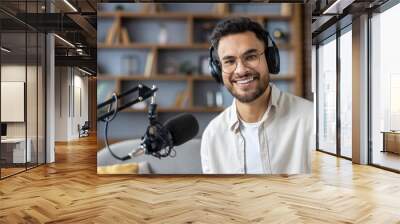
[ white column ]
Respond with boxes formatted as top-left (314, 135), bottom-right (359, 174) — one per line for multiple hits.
top-left (46, 32), bottom-right (55, 163)
top-left (352, 14), bottom-right (369, 164)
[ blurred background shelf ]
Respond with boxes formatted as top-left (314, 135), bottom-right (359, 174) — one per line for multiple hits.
top-left (98, 43), bottom-right (293, 50)
top-left (122, 107), bottom-right (224, 113)
top-left (98, 12), bottom-right (292, 20)
top-left (97, 74), bottom-right (295, 81)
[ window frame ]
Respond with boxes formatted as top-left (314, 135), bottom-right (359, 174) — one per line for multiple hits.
top-left (315, 23), bottom-right (353, 161)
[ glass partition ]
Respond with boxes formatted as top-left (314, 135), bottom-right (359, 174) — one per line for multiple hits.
top-left (0, 1), bottom-right (46, 179)
top-left (1, 29), bottom-right (28, 177)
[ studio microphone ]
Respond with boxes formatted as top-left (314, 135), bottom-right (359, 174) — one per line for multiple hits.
top-left (124, 113), bottom-right (199, 160)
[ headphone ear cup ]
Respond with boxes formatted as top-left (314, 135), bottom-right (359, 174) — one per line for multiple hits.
top-left (264, 31), bottom-right (280, 75)
top-left (209, 46), bottom-right (223, 83)
top-left (266, 46), bottom-right (280, 74)
top-left (209, 59), bottom-right (223, 83)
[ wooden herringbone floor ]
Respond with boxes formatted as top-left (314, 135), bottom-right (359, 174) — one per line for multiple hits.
top-left (0, 135), bottom-right (400, 223)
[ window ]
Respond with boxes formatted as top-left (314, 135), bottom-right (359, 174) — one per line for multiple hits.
top-left (370, 2), bottom-right (400, 171)
top-left (317, 35), bottom-right (337, 155)
top-left (339, 26), bottom-right (352, 158)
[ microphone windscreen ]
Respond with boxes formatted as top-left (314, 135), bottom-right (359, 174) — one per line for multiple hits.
top-left (164, 113), bottom-right (199, 146)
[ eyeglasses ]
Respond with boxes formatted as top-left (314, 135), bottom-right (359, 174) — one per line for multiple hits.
top-left (220, 51), bottom-right (265, 74)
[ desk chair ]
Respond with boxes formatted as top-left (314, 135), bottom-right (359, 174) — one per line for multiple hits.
top-left (78, 121), bottom-right (90, 138)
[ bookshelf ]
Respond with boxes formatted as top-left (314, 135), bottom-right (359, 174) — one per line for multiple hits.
top-left (97, 3), bottom-right (304, 138)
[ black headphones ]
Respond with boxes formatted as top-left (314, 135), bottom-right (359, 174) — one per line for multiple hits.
top-left (209, 31), bottom-right (280, 84)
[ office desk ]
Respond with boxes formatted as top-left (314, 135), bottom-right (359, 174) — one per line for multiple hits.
top-left (381, 131), bottom-right (400, 154)
top-left (1, 138), bottom-right (32, 163)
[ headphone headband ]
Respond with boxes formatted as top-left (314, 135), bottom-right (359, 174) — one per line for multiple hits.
top-left (209, 31), bottom-right (280, 84)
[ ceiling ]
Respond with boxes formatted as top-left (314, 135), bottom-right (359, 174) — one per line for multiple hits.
top-left (0, 0), bottom-right (96, 14)
top-left (0, 0), bottom-right (97, 73)
top-left (311, 0), bottom-right (390, 43)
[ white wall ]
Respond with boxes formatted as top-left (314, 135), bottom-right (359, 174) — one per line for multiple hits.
top-left (1, 82), bottom-right (25, 122)
top-left (1, 65), bottom-right (27, 135)
top-left (55, 67), bottom-right (69, 141)
top-left (54, 67), bottom-right (89, 141)
top-left (71, 72), bottom-right (89, 139)
top-left (1, 65), bottom-right (39, 137)
top-left (2, 64), bottom-right (46, 164)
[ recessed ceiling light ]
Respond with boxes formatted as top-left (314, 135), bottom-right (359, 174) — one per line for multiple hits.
top-left (63, 0), bottom-right (78, 12)
top-left (323, 0), bottom-right (354, 15)
top-left (1, 47), bottom-right (11, 53)
top-left (54, 34), bottom-right (75, 48)
top-left (78, 67), bottom-right (93, 76)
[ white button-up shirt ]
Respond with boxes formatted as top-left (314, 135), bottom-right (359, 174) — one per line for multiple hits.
top-left (201, 84), bottom-right (314, 174)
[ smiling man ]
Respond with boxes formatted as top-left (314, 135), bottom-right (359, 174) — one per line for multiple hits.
top-left (201, 17), bottom-right (314, 174)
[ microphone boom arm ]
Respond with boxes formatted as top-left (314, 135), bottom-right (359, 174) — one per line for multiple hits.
top-left (97, 84), bottom-right (158, 121)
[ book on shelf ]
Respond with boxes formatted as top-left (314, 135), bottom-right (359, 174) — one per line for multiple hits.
top-left (174, 90), bottom-right (190, 108)
top-left (281, 4), bottom-right (292, 16)
top-left (105, 20), bottom-right (117, 44)
top-left (105, 19), bottom-right (131, 45)
top-left (174, 91), bottom-right (184, 108)
top-left (181, 90), bottom-right (190, 108)
top-left (140, 3), bottom-right (161, 13)
top-left (121, 28), bottom-right (131, 45)
top-left (144, 52), bottom-right (154, 77)
top-left (114, 20), bottom-right (121, 44)
top-left (214, 3), bottom-right (228, 14)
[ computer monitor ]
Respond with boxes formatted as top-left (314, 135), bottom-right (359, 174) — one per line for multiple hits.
top-left (1, 123), bottom-right (7, 137)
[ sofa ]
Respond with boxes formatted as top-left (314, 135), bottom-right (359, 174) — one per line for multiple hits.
top-left (97, 138), bottom-right (202, 174)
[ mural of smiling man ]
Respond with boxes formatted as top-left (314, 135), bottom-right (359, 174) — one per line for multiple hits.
top-left (201, 17), bottom-right (314, 174)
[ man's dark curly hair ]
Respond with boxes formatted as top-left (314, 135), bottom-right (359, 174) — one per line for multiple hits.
top-left (209, 17), bottom-right (268, 52)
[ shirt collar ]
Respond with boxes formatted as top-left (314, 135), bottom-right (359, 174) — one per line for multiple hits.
top-left (228, 83), bottom-right (280, 132)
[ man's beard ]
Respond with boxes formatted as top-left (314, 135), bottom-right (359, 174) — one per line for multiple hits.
top-left (226, 71), bottom-right (268, 103)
